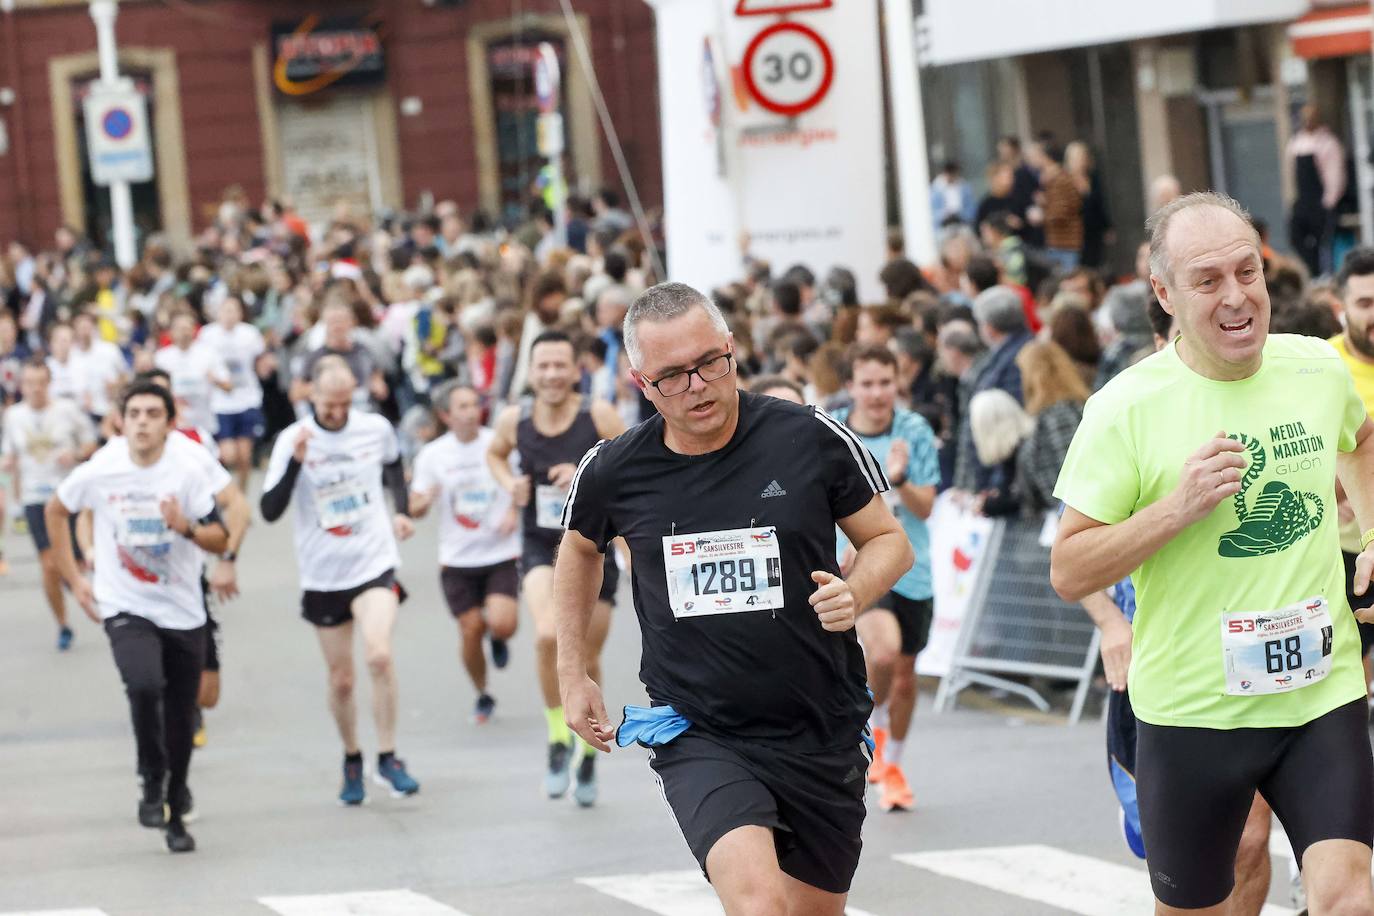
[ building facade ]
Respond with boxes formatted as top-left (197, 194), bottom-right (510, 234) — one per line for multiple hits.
top-left (0, 0), bottom-right (662, 252)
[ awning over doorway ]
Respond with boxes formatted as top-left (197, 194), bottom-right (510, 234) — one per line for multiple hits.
top-left (1289, 4), bottom-right (1373, 60)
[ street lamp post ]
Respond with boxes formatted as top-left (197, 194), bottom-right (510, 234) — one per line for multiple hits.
top-left (88, 0), bottom-right (136, 269)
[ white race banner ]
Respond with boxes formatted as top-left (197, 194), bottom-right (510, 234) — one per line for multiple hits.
top-left (918, 492), bottom-right (995, 678)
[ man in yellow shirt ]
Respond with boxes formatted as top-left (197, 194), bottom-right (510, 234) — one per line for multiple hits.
top-left (1329, 247), bottom-right (1374, 679)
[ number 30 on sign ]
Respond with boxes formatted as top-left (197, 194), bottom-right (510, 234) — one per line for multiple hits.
top-left (742, 21), bottom-right (835, 118)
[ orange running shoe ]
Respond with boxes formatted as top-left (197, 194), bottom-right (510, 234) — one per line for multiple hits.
top-left (867, 726), bottom-right (889, 784)
top-left (879, 764), bottom-right (914, 812)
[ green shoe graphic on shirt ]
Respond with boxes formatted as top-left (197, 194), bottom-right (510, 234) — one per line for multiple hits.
top-left (1217, 432), bottom-right (1322, 558)
top-left (1217, 480), bottom-right (1323, 557)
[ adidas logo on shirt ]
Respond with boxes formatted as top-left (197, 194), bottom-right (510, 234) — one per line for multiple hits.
top-left (760, 480), bottom-right (787, 498)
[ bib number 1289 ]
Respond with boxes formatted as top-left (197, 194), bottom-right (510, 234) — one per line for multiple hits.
top-left (690, 558), bottom-right (756, 595)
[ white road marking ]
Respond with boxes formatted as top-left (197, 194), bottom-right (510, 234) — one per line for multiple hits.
top-left (257, 889), bottom-right (472, 916)
top-left (575, 869), bottom-right (877, 915)
top-left (895, 844), bottom-right (1297, 916)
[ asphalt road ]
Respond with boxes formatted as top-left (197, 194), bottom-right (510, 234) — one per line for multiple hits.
top-left (0, 490), bottom-right (1307, 916)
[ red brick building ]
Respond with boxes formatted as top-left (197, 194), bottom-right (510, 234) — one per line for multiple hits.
top-left (0, 0), bottom-right (662, 251)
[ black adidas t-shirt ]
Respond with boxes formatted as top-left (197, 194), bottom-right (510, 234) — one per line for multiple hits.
top-left (563, 391), bottom-right (887, 751)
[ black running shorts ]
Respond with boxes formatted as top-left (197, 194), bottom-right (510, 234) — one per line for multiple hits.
top-left (1136, 698), bottom-right (1374, 909)
top-left (440, 560), bottom-right (519, 616)
top-left (301, 569), bottom-right (407, 628)
top-left (521, 536), bottom-right (619, 604)
top-left (647, 729), bottom-right (870, 895)
top-left (866, 592), bottom-right (934, 657)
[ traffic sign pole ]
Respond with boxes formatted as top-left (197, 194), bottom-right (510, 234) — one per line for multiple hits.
top-left (89, 0), bottom-right (136, 270)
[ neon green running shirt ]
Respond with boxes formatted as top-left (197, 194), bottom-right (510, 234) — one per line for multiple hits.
top-left (1054, 334), bottom-right (1368, 728)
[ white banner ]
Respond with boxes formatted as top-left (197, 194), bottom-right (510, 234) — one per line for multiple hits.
top-left (83, 80), bottom-right (153, 186)
top-left (918, 492), bottom-right (995, 678)
top-left (647, 0), bottom-right (887, 300)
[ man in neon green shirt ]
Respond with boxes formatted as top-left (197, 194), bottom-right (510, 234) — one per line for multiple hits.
top-left (1330, 248), bottom-right (1374, 682)
top-left (1052, 191), bottom-right (1374, 914)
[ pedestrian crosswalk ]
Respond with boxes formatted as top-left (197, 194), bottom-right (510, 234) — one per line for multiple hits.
top-left (0, 842), bottom-right (1312, 915)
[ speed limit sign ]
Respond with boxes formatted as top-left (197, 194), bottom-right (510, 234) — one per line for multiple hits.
top-left (741, 21), bottom-right (834, 118)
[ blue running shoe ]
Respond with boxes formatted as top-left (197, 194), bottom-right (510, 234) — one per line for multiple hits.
top-left (339, 759), bottom-right (365, 806)
top-left (474, 693), bottom-right (496, 724)
top-left (545, 741), bottom-right (572, 798)
top-left (374, 756), bottom-right (420, 797)
top-left (573, 752), bottom-right (598, 808)
top-left (57, 627), bottom-right (73, 652)
top-left (490, 637), bottom-right (509, 669)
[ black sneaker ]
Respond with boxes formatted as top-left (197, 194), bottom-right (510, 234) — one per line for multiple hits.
top-left (490, 637), bottom-right (509, 669)
top-left (139, 775), bottom-right (167, 828)
top-left (573, 752), bottom-right (598, 808)
top-left (169, 784), bottom-right (195, 824)
top-left (164, 816), bottom-right (196, 853)
top-left (474, 693), bottom-right (496, 724)
top-left (545, 741), bottom-right (572, 798)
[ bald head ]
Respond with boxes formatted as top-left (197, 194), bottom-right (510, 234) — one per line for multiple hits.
top-left (310, 355), bottom-right (357, 429)
top-left (1147, 192), bottom-right (1260, 289)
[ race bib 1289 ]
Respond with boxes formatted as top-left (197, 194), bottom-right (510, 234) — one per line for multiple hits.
top-left (662, 526), bottom-right (784, 619)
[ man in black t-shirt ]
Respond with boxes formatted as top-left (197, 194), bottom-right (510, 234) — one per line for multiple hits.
top-left (556, 282), bottom-right (912, 913)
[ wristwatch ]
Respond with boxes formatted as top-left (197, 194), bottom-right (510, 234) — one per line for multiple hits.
top-left (182, 520), bottom-right (199, 540)
top-left (221, 550), bottom-right (237, 563)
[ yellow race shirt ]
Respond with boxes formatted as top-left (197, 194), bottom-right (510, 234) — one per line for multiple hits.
top-left (1054, 334), bottom-right (1367, 729)
top-left (1329, 333), bottom-right (1374, 552)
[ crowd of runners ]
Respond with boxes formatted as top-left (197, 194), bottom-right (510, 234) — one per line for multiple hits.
top-left (5, 181), bottom-right (1374, 913)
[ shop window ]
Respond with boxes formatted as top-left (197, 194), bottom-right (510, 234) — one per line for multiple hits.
top-left (487, 36), bottom-right (577, 225)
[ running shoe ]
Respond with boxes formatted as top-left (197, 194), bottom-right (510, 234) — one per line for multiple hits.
top-left (169, 785), bottom-right (196, 824)
top-left (164, 815), bottom-right (196, 853)
top-left (545, 741), bottom-right (572, 798)
top-left (138, 775), bottom-right (167, 828)
top-left (489, 637), bottom-right (510, 669)
top-left (573, 752), bottom-right (598, 808)
top-left (474, 693), bottom-right (496, 724)
top-left (192, 709), bottom-right (206, 749)
top-left (339, 759), bottom-right (366, 806)
top-left (878, 764), bottom-right (914, 812)
top-left (868, 726), bottom-right (890, 784)
top-left (57, 627), bottom-right (73, 652)
top-left (374, 757), bottom-right (420, 797)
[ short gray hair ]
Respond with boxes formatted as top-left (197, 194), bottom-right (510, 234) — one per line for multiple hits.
top-left (1102, 283), bottom-right (1152, 337)
top-left (971, 285), bottom-right (1027, 335)
top-left (1147, 190), bottom-right (1259, 285)
top-left (622, 282), bottom-right (729, 368)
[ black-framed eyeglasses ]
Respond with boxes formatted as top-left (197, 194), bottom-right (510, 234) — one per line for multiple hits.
top-left (646, 352), bottom-right (734, 397)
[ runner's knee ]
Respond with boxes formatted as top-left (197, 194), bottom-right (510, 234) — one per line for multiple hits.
top-left (328, 666), bottom-right (354, 700)
top-left (365, 646), bottom-right (393, 677)
top-left (457, 611), bottom-right (486, 642)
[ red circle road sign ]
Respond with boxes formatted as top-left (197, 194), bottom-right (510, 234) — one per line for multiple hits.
top-left (741, 21), bottom-right (834, 118)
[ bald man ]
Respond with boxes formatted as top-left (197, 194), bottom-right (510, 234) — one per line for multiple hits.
top-left (261, 359), bottom-right (421, 806)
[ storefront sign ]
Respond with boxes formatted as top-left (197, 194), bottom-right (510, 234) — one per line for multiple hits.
top-left (272, 13), bottom-right (385, 96)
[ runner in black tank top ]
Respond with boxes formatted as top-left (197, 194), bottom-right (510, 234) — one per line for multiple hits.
top-left (487, 330), bottom-right (626, 808)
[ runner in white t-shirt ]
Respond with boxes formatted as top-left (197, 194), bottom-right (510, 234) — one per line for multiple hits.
top-left (138, 367), bottom-right (253, 752)
top-left (198, 296), bottom-right (266, 492)
top-left (45, 322), bottom-right (85, 404)
top-left (47, 380), bottom-right (230, 855)
top-left (1, 359), bottom-right (97, 649)
top-left (71, 310), bottom-right (128, 434)
top-left (154, 312), bottom-right (229, 437)
top-left (260, 357), bottom-right (420, 806)
top-left (411, 381), bottom-right (520, 724)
